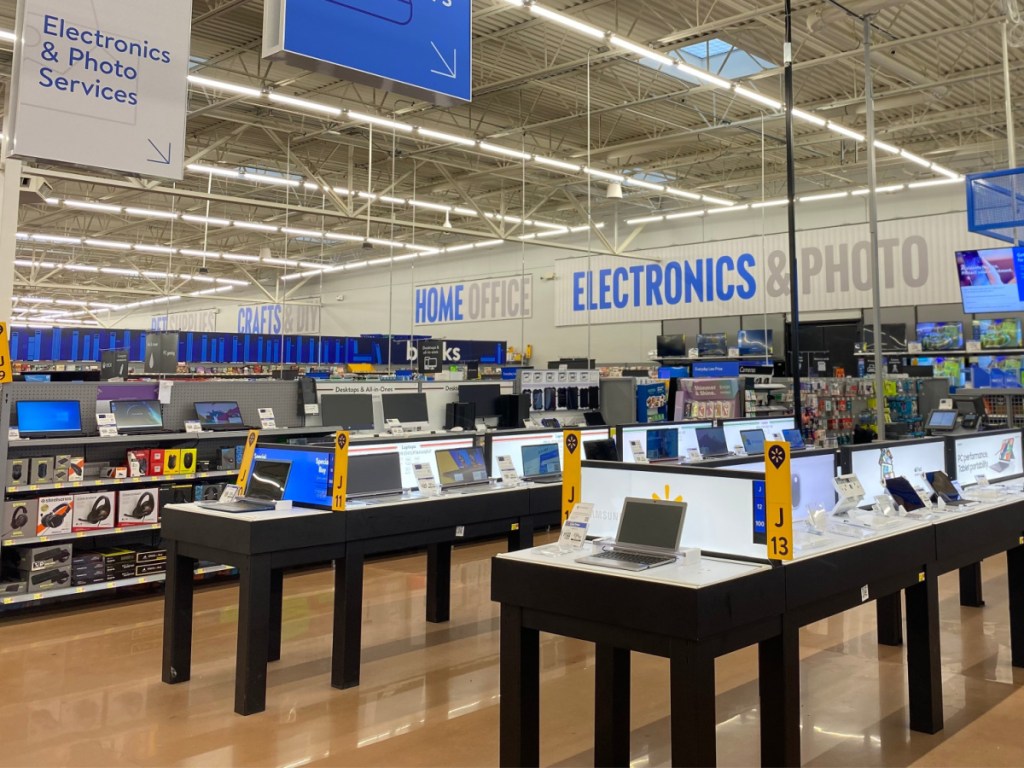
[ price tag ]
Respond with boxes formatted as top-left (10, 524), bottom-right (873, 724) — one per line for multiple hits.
top-left (966, 341), bottom-right (982, 353)
top-left (218, 484), bottom-right (240, 503)
top-left (497, 455), bottom-right (520, 486)
top-left (184, 420), bottom-right (203, 434)
top-left (688, 348), bottom-right (700, 359)
top-left (304, 403), bottom-right (320, 415)
top-left (860, 585), bottom-right (870, 602)
top-left (765, 441), bottom-right (793, 561)
top-left (260, 417), bottom-right (277, 429)
top-left (258, 408), bottom-right (277, 430)
top-left (8, 427), bottom-right (20, 441)
top-left (976, 474), bottom-right (990, 487)
top-left (728, 347), bottom-right (740, 358)
top-left (687, 448), bottom-right (702, 462)
top-left (629, 440), bottom-right (649, 464)
top-left (98, 425), bottom-right (119, 438)
top-left (414, 463), bottom-right (440, 496)
top-left (908, 342), bottom-right (923, 354)
top-left (558, 502), bottom-right (593, 551)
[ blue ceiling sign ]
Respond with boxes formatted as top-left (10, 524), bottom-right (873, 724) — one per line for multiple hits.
top-left (263, 0), bottom-right (472, 106)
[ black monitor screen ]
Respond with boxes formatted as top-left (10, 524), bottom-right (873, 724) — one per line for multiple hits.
top-left (616, 499), bottom-right (686, 548)
top-left (347, 453), bottom-right (404, 496)
top-left (110, 400), bottom-right (163, 430)
top-left (321, 394), bottom-right (375, 430)
top-left (657, 334), bottom-right (686, 357)
top-left (584, 438), bottom-right (618, 461)
top-left (457, 384), bottom-right (501, 418)
top-left (195, 401), bottom-right (244, 425)
top-left (926, 410), bottom-right (958, 430)
top-left (246, 460), bottom-right (292, 501)
top-left (382, 393), bottom-right (429, 423)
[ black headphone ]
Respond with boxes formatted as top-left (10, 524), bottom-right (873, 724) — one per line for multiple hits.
top-left (126, 492), bottom-right (155, 519)
top-left (41, 503), bottom-right (71, 529)
top-left (84, 496), bottom-right (112, 524)
top-left (11, 505), bottom-right (29, 529)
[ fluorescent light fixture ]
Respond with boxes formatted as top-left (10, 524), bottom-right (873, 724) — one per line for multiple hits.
top-left (530, 4), bottom-right (605, 39)
top-left (625, 178), bottom-right (667, 192)
top-left (585, 167), bottom-right (626, 183)
top-left (133, 244), bottom-right (177, 254)
top-left (408, 199), bottom-right (452, 212)
top-left (675, 62), bottom-right (732, 90)
top-left (752, 199), bottom-right (789, 208)
top-left (700, 193), bottom-right (735, 206)
top-left (933, 166), bottom-right (962, 180)
top-left (268, 92), bottom-right (341, 116)
top-left (65, 200), bottom-right (122, 214)
top-left (101, 267), bottom-right (141, 276)
top-left (665, 210), bottom-right (707, 220)
top-left (282, 227), bottom-right (323, 238)
top-left (84, 239), bottom-right (131, 250)
top-left (0, 30), bottom-right (16, 42)
top-left (182, 214), bottom-right (232, 226)
top-left (63, 264), bottom-right (100, 272)
top-left (874, 140), bottom-right (900, 154)
top-left (179, 249), bottom-right (221, 259)
top-left (222, 253), bottom-right (261, 262)
top-left (533, 156), bottom-right (582, 172)
top-left (261, 257), bottom-right (296, 266)
top-left (30, 234), bottom-right (82, 244)
top-left (908, 178), bottom-right (962, 189)
top-left (828, 122), bottom-right (865, 141)
top-left (345, 260), bottom-right (369, 270)
top-left (125, 207), bottom-right (179, 220)
top-left (479, 142), bottom-right (532, 161)
top-left (664, 188), bottom-right (703, 201)
top-left (900, 150), bottom-right (932, 168)
top-left (187, 163), bottom-right (241, 179)
top-left (187, 74), bottom-right (261, 98)
top-left (347, 111), bottom-right (414, 132)
top-left (609, 35), bottom-right (663, 62)
top-left (416, 127), bottom-right (477, 147)
top-left (851, 184), bottom-right (905, 195)
top-left (233, 220), bottom-right (280, 232)
top-left (626, 215), bottom-right (666, 225)
top-left (792, 108), bottom-right (826, 127)
top-left (707, 204), bottom-right (750, 215)
top-left (734, 86), bottom-right (782, 111)
top-left (799, 191), bottom-right (849, 202)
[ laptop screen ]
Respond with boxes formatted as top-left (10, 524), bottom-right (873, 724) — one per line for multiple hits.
top-left (15, 401), bottom-right (83, 435)
top-left (245, 460), bottom-right (292, 501)
top-left (250, 445), bottom-right (333, 508)
top-left (741, 429), bottom-right (766, 455)
top-left (782, 429), bottom-right (806, 450)
top-left (521, 444), bottom-right (561, 477)
top-left (884, 476), bottom-right (925, 511)
top-left (195, 401), bottom-right (244, 426)
top-left (434, 447), bottom-right (488, 486)
top-left (584, 438), bottom-right (618, 461)
top-left (645, 428), bottom-right (679, 460)
top-left (583, 411), bottom-right (606, 426)
top-left (320, 394), bottom-right (375, 430)
top-left (695, 427), bottom-right (728, 457)
top-left (347, 452), bottom-right (405, 496)
top-left (925, 470), bottom-right (961, 500)
top-left (615, 498), bottom-right (686, 549)
top-left (111, 400), bottom-right (163, 431)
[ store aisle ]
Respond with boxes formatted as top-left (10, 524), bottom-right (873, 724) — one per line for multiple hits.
top-left (1, 536), bottom-right (1023, 767)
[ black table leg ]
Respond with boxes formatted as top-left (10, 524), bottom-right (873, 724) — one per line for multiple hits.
top-left (1007, 544), bottom-right (1024, 668)
top-left (959, 562), bottom-right (985, 607)
top-left (906, 571), bottom-right (943, 734)
top-left (508, 519), bottom-right (534, 551)
top-left (268, 568), bottom-right (284, 662)
top-left (333, 548), bottom-right (364, 689)
top-left (500, 605), bottom-right (539, 768)
top-left (235, 555), bottom-right (272, 716)
top-left (426, 542), bottom-right (452, 623)
top-left (594, 645), bottom-right (630, 767)
top-left (759, 621), bottom-right (801, 768)
top-left (876, 592), bottom-right (904, 646)
top-left (669, 640), bottom-right (717, 768)
top-left (161, 542), bottom-right (196, 685)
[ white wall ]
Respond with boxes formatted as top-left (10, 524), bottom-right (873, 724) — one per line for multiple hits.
top-left (119, 184), bottom-right (975, 365)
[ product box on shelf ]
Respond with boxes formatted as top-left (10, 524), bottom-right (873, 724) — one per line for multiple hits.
top-left (218, 447), bottom-right (237, 471)
top-left (17, 542), bottom-right (73, 571)
top-left (149, 448), bottom-right (165, 475)
top-left (72, 492), bottom-right (116, 532)
top-left (135, 562), bottom-right (167, 577)
top-left (29, 457), bottom-right (54, 484)
top-left (124, 544), bottom-right (167, 564)
top-left (116, 489), bottom-right (159, 526)
top-left (163, 449), bottom-right (182, 475)
top-left (94, 548), bottom-right (136, 566)
top-left (0, 579), bottom-right (27, 596)
top-left (72, 572), bottom-right (107, 587)
top-left (2, 499), bottom-right (37, 539)
top-left (67, 456), bottom-right (85, 482)
top-left (101, 466), bottom-right (129, 480)
top-left (36, 494), bottom-right (74, 535)
top-left (126, 449), bottom-right (151, 478)
top-left (158, 484), bottom-right (193, 509)
top-left (54, 455), bottom-right (72, 483)
top-left (23, 566), bottom-right (71, 591)
top-left (6, 458), bottom-right (26, 486)
top-left (193, 482), bottom-right (225, 503)
top-left (179, 448), bottom-right (197, 474)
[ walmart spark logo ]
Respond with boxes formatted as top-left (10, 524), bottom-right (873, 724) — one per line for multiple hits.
top-left (652, 484), bottom-right (685, 502)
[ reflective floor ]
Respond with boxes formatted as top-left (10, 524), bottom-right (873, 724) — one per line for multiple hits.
top-left (2, 534), bottom-right (1024, 767)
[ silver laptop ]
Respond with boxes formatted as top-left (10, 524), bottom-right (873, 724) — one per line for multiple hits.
top-left (576, 497), bottom-right (687, 571)
top-left (198, 459), bottom-right (290, 514)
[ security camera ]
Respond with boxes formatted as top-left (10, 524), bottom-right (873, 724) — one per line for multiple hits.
top-left (335, 294), bottom-right (346, 302)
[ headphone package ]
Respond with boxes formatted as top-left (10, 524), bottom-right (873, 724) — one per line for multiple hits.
top-left (37, 494), bottom-right (74, 535)
top-left (117, 489), bottom-right (160, 526)
top-left (72, 492), bottom-right (116, 532)
top-left (2, 499), bottom-right (37, 539)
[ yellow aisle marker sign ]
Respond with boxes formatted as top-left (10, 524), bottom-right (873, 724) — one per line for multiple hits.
top-left (235, 430), bottom-right (261, 493)
top-left (765, 441), bottom-right (794, 561)
top-left (562, 430), bottom-right (582, 523)
top-left (332, 431), bottom-right (350, 512)
top-left (0, 322), bottom-right (12, 384)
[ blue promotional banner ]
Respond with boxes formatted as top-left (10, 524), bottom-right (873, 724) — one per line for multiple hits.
top-left (264, 0), bottom-right (471, 105)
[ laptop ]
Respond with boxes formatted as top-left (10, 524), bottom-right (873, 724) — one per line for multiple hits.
top-left (695, 426), bottom-right (729, 458)
top-left (583, 411), bottom-right (606, 426)
top-left (575, 497), bottom-right (687, 571)
top-left (521, 444), bottom-right (562, 483)
top-left (883, 476), bottom-right (926, 512)
top-left (740, 429), bottom-right (766, 455)
top-left (782, 428), bottom-right (807, 451)
top-left (195, 401), bottom-right (247, 431)
top-left (645, 428), bottom-right (679, 463)
top-left (924, 470), bottom-right (973, 506)
top-left (110, 400), bottom-right (169, 435)
top-left (584, 438), bottom-right (618, 461)
top-left (434, 447), bottom-right (490, 490)
top-left (198, 459), bottom-right (291, 513)
top-left (990, 437), bottom-right (1016, 473)
top-left (14, 400), bottom-right (87, 439)
top-left (347, 452), bottom-right (408, 499)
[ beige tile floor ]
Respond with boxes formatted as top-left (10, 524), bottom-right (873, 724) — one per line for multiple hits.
top-left (2, 534), bottom-right (1023, 767)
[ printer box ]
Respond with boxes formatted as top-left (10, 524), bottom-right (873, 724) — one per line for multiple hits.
top-left (17, 543), bottom-right (73, 571)
top-left (126, 449), bottom-right (151, 478)
top-left (117, 489), bottom-right (159, 526)
top-left (36, 494), bottom-right (73, 535)
top-left (2, 499), bottom-right (37, 539)
top-left (72, 491), bottom-right (116, 532)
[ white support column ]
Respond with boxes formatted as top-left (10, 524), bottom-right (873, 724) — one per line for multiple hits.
top-left (0, 158), bottom-right (22, 323)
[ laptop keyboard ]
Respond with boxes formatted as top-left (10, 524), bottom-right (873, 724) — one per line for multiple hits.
top-left (590, 550), bottom-right (671, 566)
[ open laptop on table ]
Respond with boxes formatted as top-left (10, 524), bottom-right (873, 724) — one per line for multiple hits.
top-left (435, 446), bottom-right (490, 492)
top-left (576, 497), bottom-right (687, 571)
top-left (741, 429), bottom-right (766, 456)
top-left (695, 426), bottom-right (730, 459)
top-left (521, 443), bottom-right (562, 484)
top-left (14, 400), bottom-right (88, 439)
top-left (346, 452), bottom-right (409, 501)
top-left (781, 428), bottom-right (807, 451)
top-left (195, 401), bottom-right (249, 431)
top-left (110, 399), bottom-right (171, 435)
top-left (197, 459), bottom-right (291, 514)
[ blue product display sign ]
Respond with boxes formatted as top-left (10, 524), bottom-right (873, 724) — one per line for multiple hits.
top-left (270, 0), bottom-right (472, 104)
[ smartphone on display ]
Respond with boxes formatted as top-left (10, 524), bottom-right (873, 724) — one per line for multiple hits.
top-left (543, 388), bottom-right (556, 411)
top-left (556, 388), bottom-right (568, 409)
top-left (567, 388), bottom-right (579, 410)
top-left (531, 390), bottom-right (543, 411)
top-left (579, 387), bottom-right (590, 408)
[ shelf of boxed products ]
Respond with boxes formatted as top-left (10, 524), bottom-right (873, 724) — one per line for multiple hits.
top-left (5, 425), bottom-right (337, 450)
top-left (0, 564), bottom-right (236, 606)
top-left (3, 522), bottom-right (162, 548)
top-left (5, 469), bottom-right (237, 496)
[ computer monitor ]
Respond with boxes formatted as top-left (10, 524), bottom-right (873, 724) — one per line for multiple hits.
top-left (15, 401), bottom-right (83, 437)
top-left (458, 385), bottom-right (501, 418)
top-left (925, 410), bottom-right (958, 431)
top-left (110, 400), bottom-right (163, 433)
top-left (584, 438), bottom-right (619, 461)
top-left (434, 447), bottom-right (489, 487)
top-left (245, 460), bottom-right (292, 502)
top-left (250, 444), bottom-right (333, 509)
top-left (320, 394), bottom-right (375, 430)
top-left (382, 392), bottom-right (429, 424)
top-left (194, 401), bottom-right (244, 426)
top-left (656, 334), bottom-right (686, 358)
top-left (521, 444), bottom-right (561, 477)
top-left (347, 453), bottom-right (405, 497)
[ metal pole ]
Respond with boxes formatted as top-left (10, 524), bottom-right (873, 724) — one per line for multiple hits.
top-left (864, 16), bottom-right (887, 438)
top-left (784, 0), bottom-right (802, 430)
top-left (1004, 23), bottom-right (1018, 169)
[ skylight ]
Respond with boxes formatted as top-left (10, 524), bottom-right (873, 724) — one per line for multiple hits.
top-left (641, 37), bottom-right (773, 85)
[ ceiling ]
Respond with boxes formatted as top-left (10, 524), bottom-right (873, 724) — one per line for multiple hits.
top-left (0, 0), bottom-right (1019, 325)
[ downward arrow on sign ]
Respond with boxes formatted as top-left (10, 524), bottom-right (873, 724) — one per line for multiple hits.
top-left (147, 139), bottom-right (172, 165)
top-left (430, 42), bottom-right (457, 79)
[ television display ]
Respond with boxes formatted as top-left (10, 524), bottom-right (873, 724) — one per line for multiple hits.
top-left (381, 393), bottom-right (429, 424)
top-left (973, 318), bottom-right (1022, 349)
top-left (861, 323), bottom-right (908, 352)
top-left (971, 356), bottom-right (1023, 388)
top-left (656, 334), bottom-right (686, 358)
top-left (737, 329), bottom-right (773, 356)
top-left (956, 246), bottom-right (1024, 313)
top-left (320, 394), bottom-right (375, 430)
top-left (249, 444), bottom-right (333, 509)
top-left (915, 357), bottom-right (965, 387)
top-left (696, 333), bottom-right (728, 357)
top-left (916, 322), bottom-right (964, 351)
